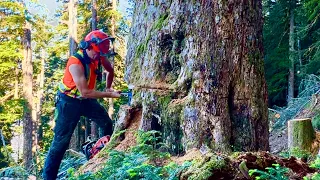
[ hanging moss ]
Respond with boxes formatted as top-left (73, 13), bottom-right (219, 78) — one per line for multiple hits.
top-left (154, 13), bottom-right (169, 30)
top-left (142, 1), bottom-right (147, 10)
top-left (135, 43), bottom-right (146, 59)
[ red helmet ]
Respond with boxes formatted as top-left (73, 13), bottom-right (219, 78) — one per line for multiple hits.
top-left (85, 30), bottom-right (110, 55)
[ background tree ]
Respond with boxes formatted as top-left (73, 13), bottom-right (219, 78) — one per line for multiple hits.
top-left (22, 12), bottom-right (33, 171)
top-left (0, 0), bottom-right (54, 170)
top-left (263, 0), bottom-right (320, 107)
top-left (90, 0), bottom-right (99, 140)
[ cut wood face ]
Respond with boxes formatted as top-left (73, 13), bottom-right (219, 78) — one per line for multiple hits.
top-left (289, 118), bottom-right (312, 121)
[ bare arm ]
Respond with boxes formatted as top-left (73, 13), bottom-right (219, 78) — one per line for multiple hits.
top-left (69, 64), bottom-right (120, 99)
top-left (101, 57), bottom-right (114, 89)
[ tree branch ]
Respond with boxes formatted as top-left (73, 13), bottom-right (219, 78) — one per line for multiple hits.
top-left (0, 91), bottom-right (15, 104)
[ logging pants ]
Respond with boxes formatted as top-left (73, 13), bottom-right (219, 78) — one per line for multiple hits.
top-left (42, 92), bottom-right (113, 180)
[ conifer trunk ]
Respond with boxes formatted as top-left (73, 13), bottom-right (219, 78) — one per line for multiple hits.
top-left (69, 0), bottom-right (79, 150)
top-left (37, 49), bottom-right (45, 144)
top-left (14, 62), bottom-right (19, 99)
top-left (288, 0), bottom-right (295, 103)
top-left (90, 0), bottom-right (99, 140)
top-left (107, 0), bottom-right (117, 121)
top-left (68, 0), bottom-right (78, 56)
top-left (91, 0), bottom-right (97, 30)
top-left (22, 21), bottom-right (33, 170)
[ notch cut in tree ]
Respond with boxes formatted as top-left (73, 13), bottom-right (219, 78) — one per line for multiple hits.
top-left (288, 118), bottom-right (316, 152)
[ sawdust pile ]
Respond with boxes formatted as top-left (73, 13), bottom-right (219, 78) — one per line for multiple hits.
top-left (115, 110), bottom-right (142, 151)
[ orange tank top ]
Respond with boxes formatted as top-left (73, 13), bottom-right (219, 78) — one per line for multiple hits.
top-left (59, 50), bottom-right (99, 98)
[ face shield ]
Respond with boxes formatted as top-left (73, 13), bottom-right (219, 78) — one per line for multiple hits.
top-left (97, 37), bottom-right (117, 62)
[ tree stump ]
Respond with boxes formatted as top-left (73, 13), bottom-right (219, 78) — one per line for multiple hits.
top-left (288, 118), bottom-right (315, 151)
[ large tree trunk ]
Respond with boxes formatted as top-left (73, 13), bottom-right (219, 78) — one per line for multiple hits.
top-left (288, 0), bottom-right (295, 103)
top-left (90, 0), bottom-right (99, 140)
top-left (22, 21), bottom-right (33, 170)
top-left (69, 0), bottom-right (79, 150)
top-left (126, 0), bottom-right (269, 153)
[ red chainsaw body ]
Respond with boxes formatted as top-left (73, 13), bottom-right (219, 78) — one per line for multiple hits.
top-left (90, 135), bottom-right (110, 158)
top-left (82, 135), bottom-right (110, 159)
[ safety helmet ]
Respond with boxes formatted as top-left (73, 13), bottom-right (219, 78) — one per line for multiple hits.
top-left (80, 30), bottom-right (110, 56)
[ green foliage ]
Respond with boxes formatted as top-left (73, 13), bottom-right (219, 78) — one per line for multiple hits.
top-left (303, 173), bottom-right (320, 180)
top-left (263, 0), bottom-right (290, 107)
top-left (0, 166), bottom-right (30, 179)
top-left (312, 110), bottom-right (320, 131)
top-left (164, 161), bottom-right (192, 180)
top-left (270, 74), bottom-right (320, 129)
top-left (154, 13), bottom-right (169, 30)
top-left (263, 0), bottom-right (320, 107)
top-left (249, 164), bottom-right (289, 180)
top-left (95, 151), bottom-right (164, 180)
top-left (0, 99), bottom-right (25, 168)
top-left (131, 130), bottom-right (170, 160)
top-left (310, 156), bottom-right (320, 169)
top-left (67, 131), bottom-right (191, 180)
top-left (57, 156), bottom-right (87, 179)
top-left (186, 155), bottom-right (226, 180)
top-left (279, 147), bottom-right (312, 160)
top-left (0, 147), bottom-right (10, 169)
top-left (135, 43), bottom-right (146, 58)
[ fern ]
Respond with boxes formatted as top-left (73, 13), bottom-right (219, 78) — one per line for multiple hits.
top-left (249, 164), bottom-right (289, 180)
top-left (57, 156), bottom-right (87, 179)
top-left (0, 166), bottom-right (30, 179)
top-left (164, 161), bottom-right (192, 180)
top-left (67, 130), bottom-right (190, 180)
top-left (310, 156), bottom-right (320, 169)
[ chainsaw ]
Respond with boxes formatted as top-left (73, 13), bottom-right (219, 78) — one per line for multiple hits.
top-left (81, 135), bottom-right (110, 160)
top-left (120, 88), bottom-right (133, 105)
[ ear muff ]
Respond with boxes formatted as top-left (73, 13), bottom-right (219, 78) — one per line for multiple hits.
top-left (79, 40), bottom-right (91, 50)
top-left (79, 36), bottom-right (102, 50)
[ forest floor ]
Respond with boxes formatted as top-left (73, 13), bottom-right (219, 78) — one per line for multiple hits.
top-left (78, 98), bottom-right (320, 179)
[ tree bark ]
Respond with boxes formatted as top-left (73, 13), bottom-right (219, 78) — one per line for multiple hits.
top-left (90, 0), bottom-right (99, 140)
top-left (68, 0), bottom-right (78, 56)
top-left (126, 0), bottom-right (269, 153)
top-left (22, 21), bottom-right (33, 170)
top-left (69, 0), bottom-right (79, 150)
top-left (91, 0), bottom-right (97, 30)
top-left (37, 49), bottom-right (45, 144)
top-left (107, 0), bottom-right (117, 121)
top-left (288, 118), bottom-right (315, 151)
top-left (288, 0), bottom-right (295, 103)
top-left (14, 62), bottom-right (19, 99)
